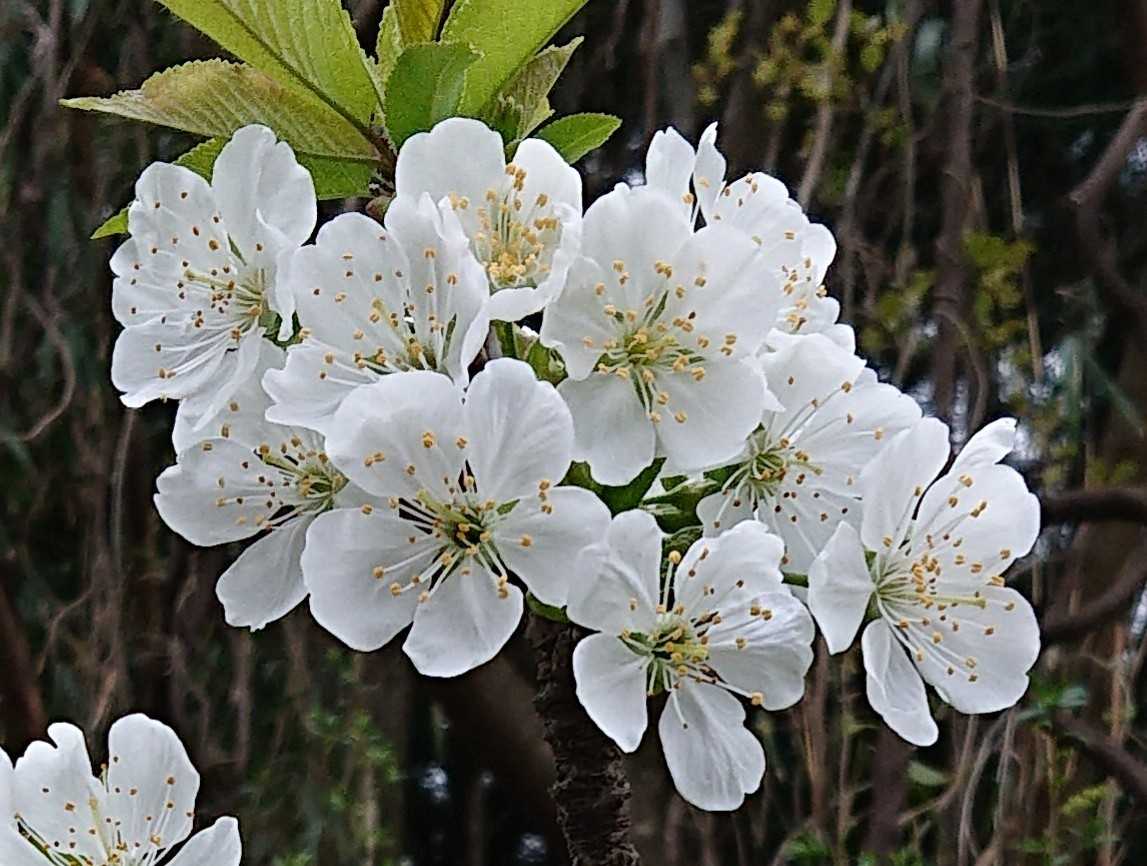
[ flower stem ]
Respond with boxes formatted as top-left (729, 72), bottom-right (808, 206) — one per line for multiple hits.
top-left (526, 612), bottom-right (642, 866)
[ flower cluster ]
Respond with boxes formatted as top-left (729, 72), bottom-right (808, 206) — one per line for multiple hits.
top-left (1, 715), bottom-right (238, 866)
top-left (97, 118), bottom-right (1041, 812)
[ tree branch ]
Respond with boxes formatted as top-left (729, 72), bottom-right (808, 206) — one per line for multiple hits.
top-left (1054, 714), bottom-right (1147, 804)
top-left (527, 613), bottom-right (642, 866)
top-left (1041, 487), bottom-right (1147, 526)
top-left (1041, 537), bottom-right (1147, 645)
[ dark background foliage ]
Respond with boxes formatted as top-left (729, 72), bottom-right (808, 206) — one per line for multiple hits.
top-left (3, 1), bottom-right (1147, 864)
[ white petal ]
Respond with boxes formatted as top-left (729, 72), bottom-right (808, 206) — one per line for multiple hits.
top-left (12, 724), bottom-right (104, 861)
top-left (666, 223), bottom-right (780, 356)
top-left (539, 255), bottom-right (618, 379)
top-left (762, 332), bottom-right (864, 417)
top-left (573, 633), bottom-right (649, 752)
top-left (494, 488), bottom-right (611, 607)
top-left (696, 488), bottom-right (756, 536)
top-left (154, 439), bottom-right (274, 546)
top-left (302, 507), bottom-right (429, 651)
top-left (212, 125), bottom-right (316, 254)
top-left (644, 126), bottom-right (696, 213)
top-left (395, 117), bottom-right (505, 208)
top-left (403, 566), bottom-right (524, 677)
top-left (106, 714), bottom-right (198, 853)
top-left (0, 831), bottom-right (44, 866)
top-left (675, 521), bottom-right (785, 614)
top-left (262, 342), bottom-right (378, 436)
top-left (807, 523), bottom-right (874, 654)
top-left (174, 325), bottom-right (266, 422)
top-left (862, 620), bottom-right (938, 747)
top-left (566, 509), bottom-right (662, 634)
top-left (512, 138), bottom-right (582, 214)
top-left (859, 417), bottom-right (950, 553)
top-left (111, 318), bottom-right (229, 407)
top-left (659, 683), bottom-right (765, 811)
top-left (903, 586), bottom-right (1039, 714)
top-left (466, 358), bottom-right (573, 502)
top-left (951, 417), bottom-right (1017, 472)
top-left (166, 817), bottom-right (242, 866)
top-left (173, 340), bottom-right (283, 451)
top-left (558, 374), bottom-right (655, 486)
top-left (0, 748), bottom-right (10, 820)
top-left (706, 589), bottom-right (815, 710)
top-left (326, 371), bottom-right (466, 501)
top-left (216, 518), bottom-right (309, 630)
top-left (692, 122), bottom-right (726, 219)
top-left (656, 360), bottom-right (765, 474)
top-left (580, 186), bottom-right (693, 311)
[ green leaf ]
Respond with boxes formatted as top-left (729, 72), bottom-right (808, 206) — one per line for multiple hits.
top-left (907, 760), bottom-right (949, 788)
top-left (61, 60), bottom-right (378, 160)
top-left (488, 36), bottom-right (582, 141)
top-left (562, 459), bottom-right (665, 516)
top-left (156, 0), bottom-right (379, 131)
top-left (442, 0), bottom-right (587, 114)
top-left (525, 593), bottom-right (571, 624)
top-left (375, 5), bottom-right (404, 84)
top-left (394, 0), bottom-right (446, 43)
top-left (91, 209), bottom-right (129, 239)
top-left (383, 42), bottom-right (481, 147)
top-left (535, 113), bottom-right (620, 163)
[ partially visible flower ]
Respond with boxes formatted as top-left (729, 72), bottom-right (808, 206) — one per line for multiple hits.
top-left (540, 185), bottom-right (778, 485)
top-left (395, 118), bottom-right (582, 322)
top-left (0, 714), bottom-right (240, 866)
top-left (303, 359), bottom-right (611, 676)
top-left (111, 125), bottom-right (315, 422)
top-left (568, 510), bottom-right (814, 811)
top-left (807, 418), bottom-right (1041, 746)
top-left (697, 333), bottom-right (921, 573)
top-left (263, 194), bottom-right (490, 434)
top-left (645, 124), bottom-right (847, 344)
top-left (157, 342), bottom-right (364, 631)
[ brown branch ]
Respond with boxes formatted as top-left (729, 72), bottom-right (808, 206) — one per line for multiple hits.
top-left (1041, 487), bottom-right (1147, 526)
top-left (0, 566), bottom-right (48, 752)
top-left (527, 614), bottom-right (642, 866)
top-left (797, 0), bottom-right (852, 208)
top-left (1053, 714), bottom-right (1147, 805)
top-left (930, 0), bottom-right (984, 422)
top-left (1041, 537), bottom-right (1147, 645)
top-left (1066, 98), bottom-right (1147, 337)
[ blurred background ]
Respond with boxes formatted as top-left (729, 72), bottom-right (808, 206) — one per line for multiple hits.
top-left (3, 1), bottom-right (1147, 864)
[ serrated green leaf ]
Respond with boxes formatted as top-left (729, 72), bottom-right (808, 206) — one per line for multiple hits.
top-left (383, 42), bottom-right (480, 147)
top-left (156, 0), bottom-right (379, 131)
top-left (62, 60), bottom-right (378, 160)
top-left (535, 113), bottom-right (620, 163)
top-left (375, 5), bottom-right (403, 84)
top-left (488, 36), bottom-right (581, 141)
top-left (562, 459), bottom-right (665, 516)
top-left (442, 0), bottom-right (587, 114)
top-left (394, 0), bottom-right (446, 43)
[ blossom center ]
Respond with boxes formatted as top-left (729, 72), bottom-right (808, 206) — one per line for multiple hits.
top-left (461, 164), bottom-right (561, 289)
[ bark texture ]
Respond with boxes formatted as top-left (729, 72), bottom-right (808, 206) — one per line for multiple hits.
top-left (527, 613), bottom-right (642, 866)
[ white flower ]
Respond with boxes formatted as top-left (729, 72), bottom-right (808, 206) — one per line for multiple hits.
top-left (0, 714), bottom-right (240, 866)
top-left (697, 333), bottom-right (921, 573)
top-left (156, 342), bottom-right (363, 631)
top-left (262, 194), bottom-right (490, 434)
top-left (394, 118), bottom-right (582, 322)
top-left (302, 359), bottom-right (611, 676)
top-left (539, 185), bottom-right (778, 485)
top-left (111, 125), bottom-right (315, 421)
top-left (645, 124), bottom-right (847, 343)
top-left (807, 417), bottom-right (1041, 746)
top-left (568, 510), bottom-right (814, 811)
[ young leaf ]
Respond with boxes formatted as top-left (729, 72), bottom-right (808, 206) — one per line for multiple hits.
top-left (91, 209), bottom-right (129, 240)
top-left (488, 36), bottom-right (582, 141)
top-left (394, 0), bottom-right (446, 43)
top-left (156, 0), bottom-right (379, 132)
top-left (442, 0), bottom-right (587, 114)
top-left (535, 113), bottom-right (620, 163)
top-left (62, 60), bottom-right (378, 161)
top-left (375, 5), bottom-right (404, 84)
top-left (383, 43), bottom-right (480, 147)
